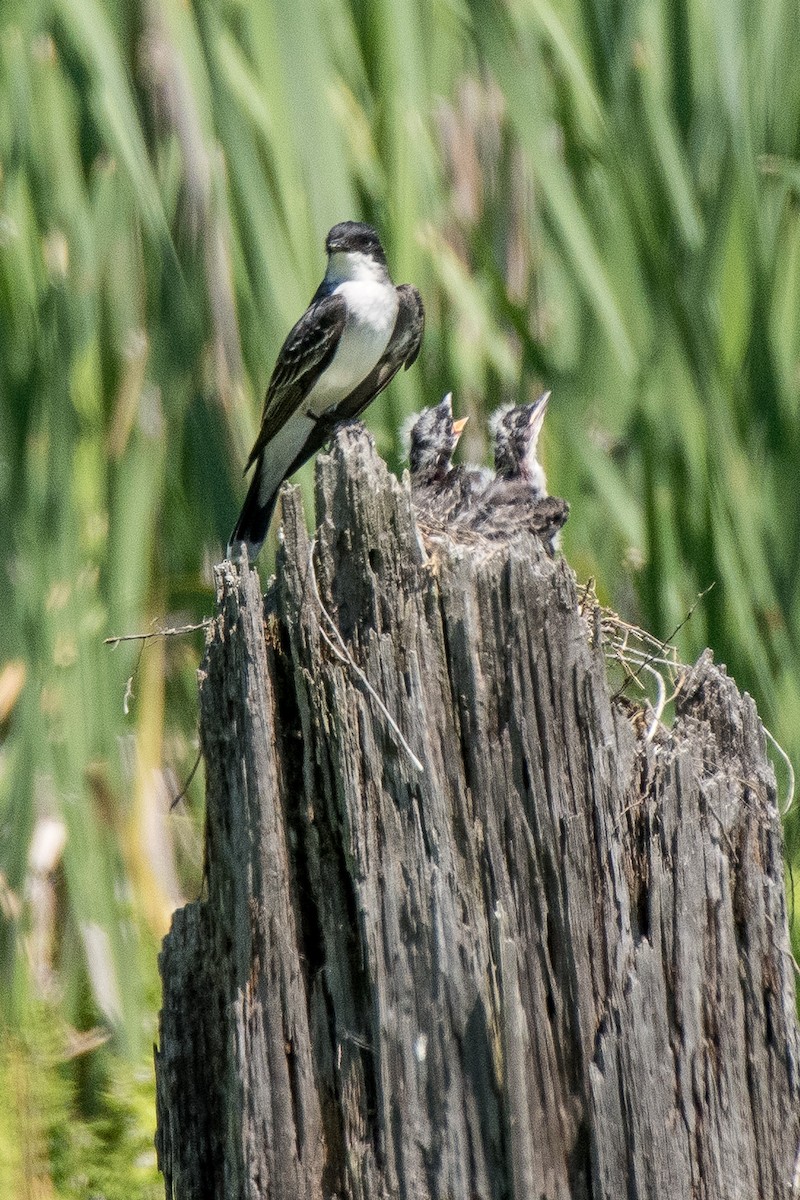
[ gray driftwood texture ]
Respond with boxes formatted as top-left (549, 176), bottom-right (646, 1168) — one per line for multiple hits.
top-left (155, 425), bottom-right (800, 1200)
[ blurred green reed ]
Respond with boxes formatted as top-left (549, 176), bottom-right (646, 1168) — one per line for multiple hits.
top-left (1, 0), bottom-right (799, 1189)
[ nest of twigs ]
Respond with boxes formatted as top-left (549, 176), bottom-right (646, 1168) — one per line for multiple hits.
top-left (577, 579), bottom-right (689, 745)
top-left (577, 579), bottom-right (795, 815)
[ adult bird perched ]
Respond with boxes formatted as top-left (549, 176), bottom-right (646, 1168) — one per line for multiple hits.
top-left (228, 221), bottom-right (424, 560)
top-left (406, 393), bottom-right (470, 524)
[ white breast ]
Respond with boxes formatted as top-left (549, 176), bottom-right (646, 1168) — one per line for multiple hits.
top-left (305, 280), bottom-right (398, 418)
top-left (526, 457), bottom-right (547, 498)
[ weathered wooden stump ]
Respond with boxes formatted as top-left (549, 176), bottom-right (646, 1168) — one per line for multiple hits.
top-left (155, 424), bottom-right (800, 1199)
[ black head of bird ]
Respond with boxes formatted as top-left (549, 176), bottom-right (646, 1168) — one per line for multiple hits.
top-left (492, 391), bottom-right (550, 497)
top-left (408, 394), bottom-right (469, 484)
top-left (325, 221), bottom-right (388, 270)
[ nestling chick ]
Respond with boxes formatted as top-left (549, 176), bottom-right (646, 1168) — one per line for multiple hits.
top-left (406, 394), bottom-right (470, 525)
top-left (491, 391), bottom-right (550, 498)
top-left (453, 390), bottom-right (568, 554)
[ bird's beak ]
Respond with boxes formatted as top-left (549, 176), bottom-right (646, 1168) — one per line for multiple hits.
top-left (452, 416), bottom-right (469, 439)
top-left (530, 391), bottom-right (551, 420)
top-left (529, 391), bottom-right (551, 439)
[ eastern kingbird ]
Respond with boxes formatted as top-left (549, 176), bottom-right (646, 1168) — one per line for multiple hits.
top-left (491, 391), bottom-right (550, 497)
top-left (406, 393), bottom-right (470, 524)
top-left (453, 391), bottom-right (568, 552)
top-left (228, 221), bottom-right (425, 560)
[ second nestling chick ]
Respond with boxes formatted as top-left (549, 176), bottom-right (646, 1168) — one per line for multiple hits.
top-left (453, 391), bottom-right (569, 554)
top-left (492, 391), bottom-right (550, 498)
top-left (406, 393), bottom-right (472, 525)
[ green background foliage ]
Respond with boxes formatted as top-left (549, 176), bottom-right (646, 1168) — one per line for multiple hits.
top-left (1, 0), bottom-right (799, 1190)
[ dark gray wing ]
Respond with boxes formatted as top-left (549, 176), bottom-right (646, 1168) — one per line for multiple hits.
top-left (332, 283), bottom-right (425, 424)
top-left (392, 284), bottom-right (425, 369)
top-left (245, 292), bottom-right (347, 471)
